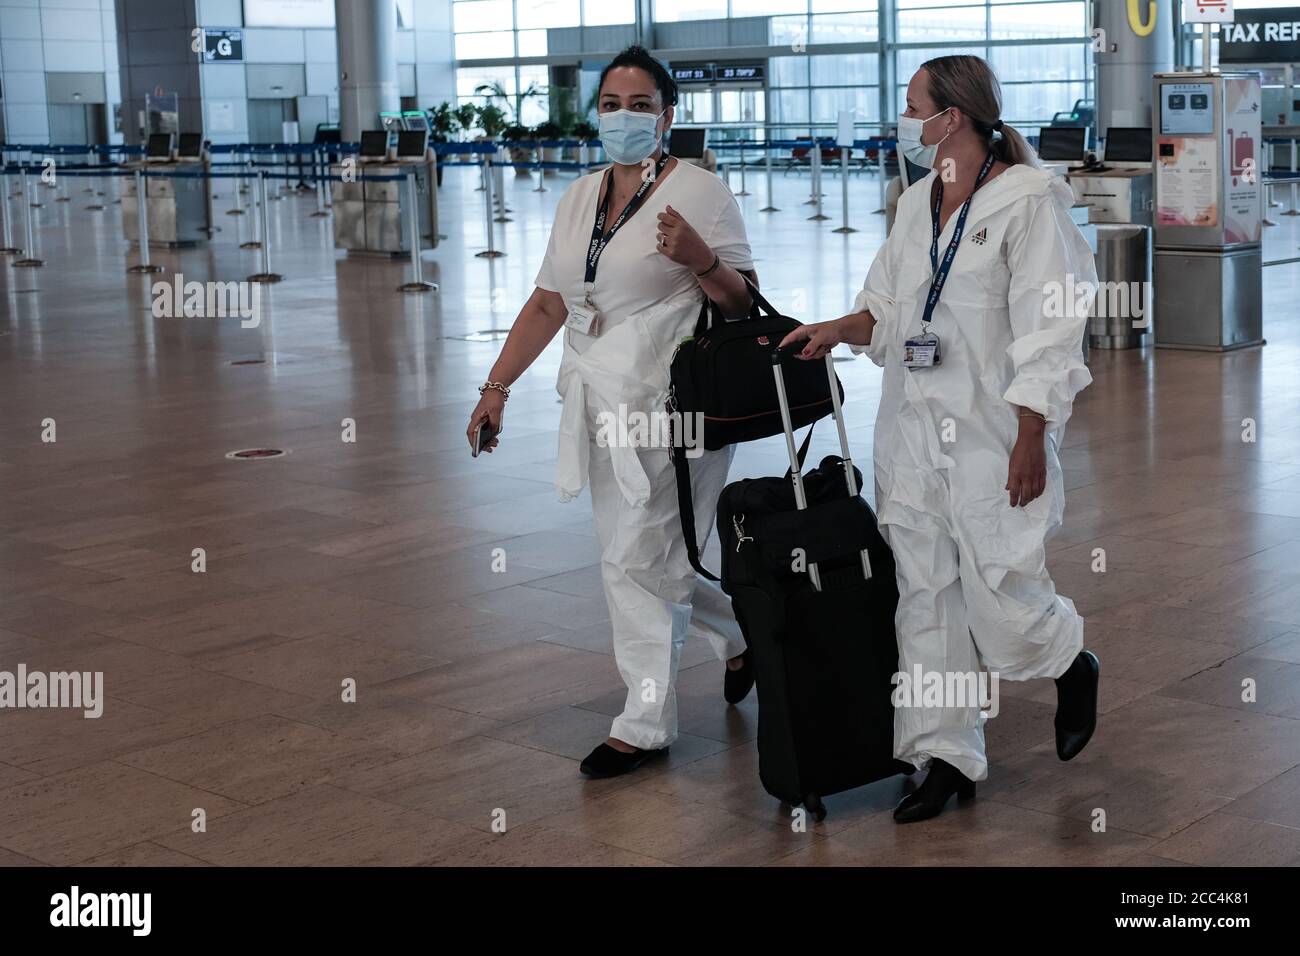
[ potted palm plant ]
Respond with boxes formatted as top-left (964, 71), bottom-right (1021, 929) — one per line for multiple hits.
top-left (571, 119), bottom-right (600, 169)
top-left (428, 102), bottom-right (454, 143)
top-left (502, 123), bottom-right (533, 175)
top-left (478, 104), bottom-right (507, 140)
top-left (427, 102), bottom-right (455, 187)
top-left (452, 103), bottom-right (479, 141)
top-left (532, 120), bottom-right (563, 174)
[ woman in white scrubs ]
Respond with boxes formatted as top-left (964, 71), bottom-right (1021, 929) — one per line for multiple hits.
top-left (467, 47), bottom-right (759, 779)
top-left (781, 55), bottom-right (1101, 823)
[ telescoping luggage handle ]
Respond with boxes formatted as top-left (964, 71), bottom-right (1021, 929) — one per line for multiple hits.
top-left (770, 345), bottom-right (873, 590)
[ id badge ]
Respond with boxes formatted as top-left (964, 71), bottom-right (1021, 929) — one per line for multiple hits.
top-left (902, 332), bottom-right (941, 369)
top-left (565, 303), bottom-right (599, 336)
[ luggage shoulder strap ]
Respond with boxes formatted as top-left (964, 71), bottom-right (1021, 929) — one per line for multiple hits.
top-left (677, 424), bottom-right (815, 581)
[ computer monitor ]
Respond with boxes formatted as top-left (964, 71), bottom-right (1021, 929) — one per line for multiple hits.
top-left (1037, 126), bottom-right (1086, 163)
top-left (401, 111), bottom-right (431, 133)
top-left (146, 133), bottom-right (174, 160)
top-left (670, 128), bottom-right (706, 159)
top-left (359, 130), bottom-right (389, 159)
top-left (313, 125), bottom-right (341, 145)
top-left (177, 132), bottom-right (203, 158)
top-left (396, 129), bottom-right (428, 158)
top-left (1103, 127), bottom-right (1152, 164)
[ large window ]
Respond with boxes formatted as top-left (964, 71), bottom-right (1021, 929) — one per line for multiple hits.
top-left (452, 0), bottom-right (1092, 133)
top-left (894, 0), bottom-right (1091, 126)
top-left (453, 0), bottom-right (634, 123)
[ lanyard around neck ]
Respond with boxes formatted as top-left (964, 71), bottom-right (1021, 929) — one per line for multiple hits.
top-left (584, 155), bottom-right (670, 286)
top-left (922, 151), bottom-right (996, 330)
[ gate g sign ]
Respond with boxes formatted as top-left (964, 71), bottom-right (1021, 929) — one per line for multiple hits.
top-left (203, 28), bottom-right (243, 62)
top-left (1219, 6), bottom-right (1300, 63)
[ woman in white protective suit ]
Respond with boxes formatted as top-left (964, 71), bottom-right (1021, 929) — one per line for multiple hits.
top-left (781, 55), bottom-right (1100, 823)
top-left (466, 47), bottom-right (759, 779)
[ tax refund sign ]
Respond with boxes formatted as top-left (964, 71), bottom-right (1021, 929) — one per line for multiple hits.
top-left (1219, 5), bottom-right (1300, 63)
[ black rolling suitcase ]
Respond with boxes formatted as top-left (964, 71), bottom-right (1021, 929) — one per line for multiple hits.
top-left (716, 349), bottom-right (912, 820)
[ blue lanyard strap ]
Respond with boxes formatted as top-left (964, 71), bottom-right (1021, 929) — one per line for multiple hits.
top-left (585, 156), bottom-right (670, 285)
top-left (922, 151), bottom-right (996, 329)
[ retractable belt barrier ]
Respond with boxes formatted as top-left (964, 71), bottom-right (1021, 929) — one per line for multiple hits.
top-left (3, 133), bottom-right (921, 284)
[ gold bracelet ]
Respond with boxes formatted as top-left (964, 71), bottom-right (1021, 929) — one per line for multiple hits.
top-left (479, 381), bottom-right (510, 400)
top-left (1019, 410), bottom-right (1045, 420)
top-left (694, 254), bottom-right (721, 279)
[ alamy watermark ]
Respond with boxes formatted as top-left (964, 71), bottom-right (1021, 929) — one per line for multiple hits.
top-left (892, 666), bottom-right (1000, 719)
top-left (151, 272), bottom-right (261, 328)
top-left (0, 665), bottom-right (103, 718)
top-left (594, 405), bottom-right (705, 458)
top-left (1043, 275), bottom-right (1151, 328)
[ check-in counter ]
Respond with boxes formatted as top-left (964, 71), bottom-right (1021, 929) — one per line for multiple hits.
top-left (330, 159), bottom-right (439, 256)
top-left (120, 159), bottom-right (212, 247)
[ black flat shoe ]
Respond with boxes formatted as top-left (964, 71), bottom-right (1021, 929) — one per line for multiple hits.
top-left (724, 649), bottom-right (755, 705)
top-left (578, 742), bottom-right (667, 779)
top-left (893, 758), bottom-right (977, 824)
top-left (1055, 650), bottom-right (1100, 761)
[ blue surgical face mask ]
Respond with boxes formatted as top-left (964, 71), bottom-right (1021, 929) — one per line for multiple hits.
top-left (598, 108), bottom-right (664, 166)
top-left (897, 108), bottom-right (952, 169)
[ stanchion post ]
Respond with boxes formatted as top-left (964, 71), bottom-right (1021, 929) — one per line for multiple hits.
top-left (476, 154), bottom-right (504, 259)
top-left (760, 140), bottom-right (778, 212)
top-left (125, 168), bottom-right (160, 273)
top-left (1, 172), bottom-right (23, 255)
top-left (311, 156), bottom-right (330, 218)
top-left (248, 170), bottom-right (282, 282)
top-left (807, 142), bottom-right (829, 221)
top-left (494, 148), bottom-right (512, 221)
top-left (833, 146), bottom-right (856, 234)
top-left (398, 169), bottom-right (437, 293)
top-left (874, 142), bottom-right (888, 214)
top-left (15, 167), bottom-right (46, 265)
top-left (228, 155), bottom-right (246, 215)
top-left (736, 141), bottom-right (750, 196)
top-left (533, 143), bottom-right (547, 193)
top-left (239, 159), bottom-right (261, 249)
top-left (55, 153), bottom-right (70, 202)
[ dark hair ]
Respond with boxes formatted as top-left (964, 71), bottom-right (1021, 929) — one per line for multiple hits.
top-left (920, 54), bottom-right (1032, 166)
top-left (598, 46), bottom-right (678, 108)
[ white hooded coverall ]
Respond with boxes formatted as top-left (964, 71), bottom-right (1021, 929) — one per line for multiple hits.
top-left (535, 160), bottom-right (753, 750)
top-left (852, 163), bottom-right (1096, 782)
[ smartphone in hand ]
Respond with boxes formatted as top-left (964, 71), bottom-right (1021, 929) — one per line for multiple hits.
top-left (471, 420), bottom-right (498, 457)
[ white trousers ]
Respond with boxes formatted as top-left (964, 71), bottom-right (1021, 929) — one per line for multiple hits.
top-left (884, 509), bottom-right (1083, 783)
top-left (586, 434), bottom-right (745, 751)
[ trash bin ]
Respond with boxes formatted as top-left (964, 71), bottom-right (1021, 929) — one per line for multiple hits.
top-left (1090, 224), bottom-right (1152, 349)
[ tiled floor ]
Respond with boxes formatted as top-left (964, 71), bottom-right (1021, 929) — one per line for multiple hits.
top-left (2, 161), bottom-right (1300, 866)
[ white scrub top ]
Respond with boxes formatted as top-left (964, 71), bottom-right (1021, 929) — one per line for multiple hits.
top-left (535, 159), bottom-right (754, 505)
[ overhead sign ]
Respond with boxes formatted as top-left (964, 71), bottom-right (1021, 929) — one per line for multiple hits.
top-left (670, 63), bottom-right (765, 84)
top-left (1182, 0), bottom-right (1233, 24)
top-left (242, 0), bottom-right (335, 29)
top-left (203, 28), bottom-right (243, 62)
top-left (672, 66), bottom-right (713, 83)
top-left (1219, 6), bottom-right (1300, 62)
top-left (716, 65), bottom-right (764, 82)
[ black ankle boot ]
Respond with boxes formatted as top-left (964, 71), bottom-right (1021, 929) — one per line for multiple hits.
top-left (893, 758), bottom-right (977, 824)
top-left (724, 649), bottom-right (755, 705)
top-left (1055, 650), bottom-right (1100, 761)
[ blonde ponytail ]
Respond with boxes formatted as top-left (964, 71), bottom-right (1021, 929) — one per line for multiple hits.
top-left (921, 55), bottom-right (1032, 166)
